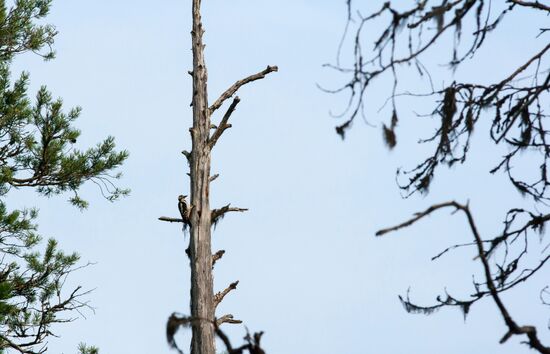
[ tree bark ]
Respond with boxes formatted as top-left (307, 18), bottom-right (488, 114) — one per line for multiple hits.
top-left (189, 0), bottom-right (215, 353)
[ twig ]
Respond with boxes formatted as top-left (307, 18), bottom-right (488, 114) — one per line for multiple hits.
top-left (376, 201), bottom-right (458, 236)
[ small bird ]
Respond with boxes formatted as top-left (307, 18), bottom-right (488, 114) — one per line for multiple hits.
top-left (178, 195), bottom-right (191, 227)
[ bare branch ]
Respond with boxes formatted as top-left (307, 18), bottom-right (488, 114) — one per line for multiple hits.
top-left (212, 204), bottom-right (248, 225)
top-left (214, 281), bottom-right (239, 308)
top-left (212, 250), bottom-right (225, 268)
top-left (209, 97), bottom-right (240, 149)
top-left (376, 201), bottom-right (459, 236)
top-left (376, 201), bottom-right (550, 353)
top-left (182, 150), bottom-right (192, 163)
top-left (216, 314), bottom-right (243, 326)
top-left (508, 0), bottom-right (550, 11)
top-left (209, 66), bottom-right (278, 114)
top-left (159, 216), bottom-right (185, 223)
top-left (210, 174), bottom-right (220, 182)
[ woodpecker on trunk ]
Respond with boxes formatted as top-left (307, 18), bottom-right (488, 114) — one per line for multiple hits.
top-left (178, 195), bottom-right (191, 227)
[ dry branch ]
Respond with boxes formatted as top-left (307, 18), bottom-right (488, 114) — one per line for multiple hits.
top-left (210, 174), bottom-right (220, 182)
top-left (508, 0), bottom-right (550, 11)
top-left (376, 201), bottom-right (550, 353)
top-left (159, 216), bottom-right (185, 223)
top-left (212, 250), bottom-right (225, 268)
top-left (209, 97), bottom-right (240, 148)
top-left (182, 150), bottom-right (191, 161)
top-left (376, 201), bottom-right (459, 236)
top-left (214, 281), bottom-right (239, 308)
top-left (209, 66), bottom-right (278, 114)
top-left (211, 204), bottom-right (248, 225)
top-left (216, 314), bottom-right (243, 326)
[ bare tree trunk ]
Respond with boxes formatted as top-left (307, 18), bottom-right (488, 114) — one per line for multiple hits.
top-left (159, 1), bottom-right (276, 352)
top-left (189, 0), bottom-right (215, 353)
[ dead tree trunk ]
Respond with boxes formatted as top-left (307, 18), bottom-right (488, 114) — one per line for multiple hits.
top-left (189, 1), bottom-right (215, 353)
top-left (161, 1), bottom-right (277, 353)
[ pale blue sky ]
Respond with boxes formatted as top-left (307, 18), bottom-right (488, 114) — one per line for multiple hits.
top-left (9, 1), bottom-right (549, 353)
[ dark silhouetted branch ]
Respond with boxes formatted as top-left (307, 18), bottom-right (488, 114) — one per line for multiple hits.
top-left (377, 201), bottom-right (550, 353)
top-left (508, 0), bottom-right (550, 11)
top-left (159, 216), bottom-right (185, 223)
top-left (376, 201), bottom-right (459, 236)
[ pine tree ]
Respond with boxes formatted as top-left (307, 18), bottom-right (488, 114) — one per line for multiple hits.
top-left (0, 1), bottom-right (127, 352)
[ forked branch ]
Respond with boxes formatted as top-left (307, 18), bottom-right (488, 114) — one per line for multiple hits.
top-left (209, 97), bottom-right (240, 148)
top-left (212, 204), bottom-right (248, 225)
top-left (209, 66), bottom-right (278, 114)
top-left (377, 201), bottom-right (550, 353)
top-left (214, 281), bottom-right (239, 308)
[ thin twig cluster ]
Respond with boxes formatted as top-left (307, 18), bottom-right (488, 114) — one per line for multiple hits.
top-left (329, 1), bottom-right (550, 352)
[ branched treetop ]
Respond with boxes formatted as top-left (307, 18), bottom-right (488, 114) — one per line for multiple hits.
top-left (0, 0), bottom-right (128, 353)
